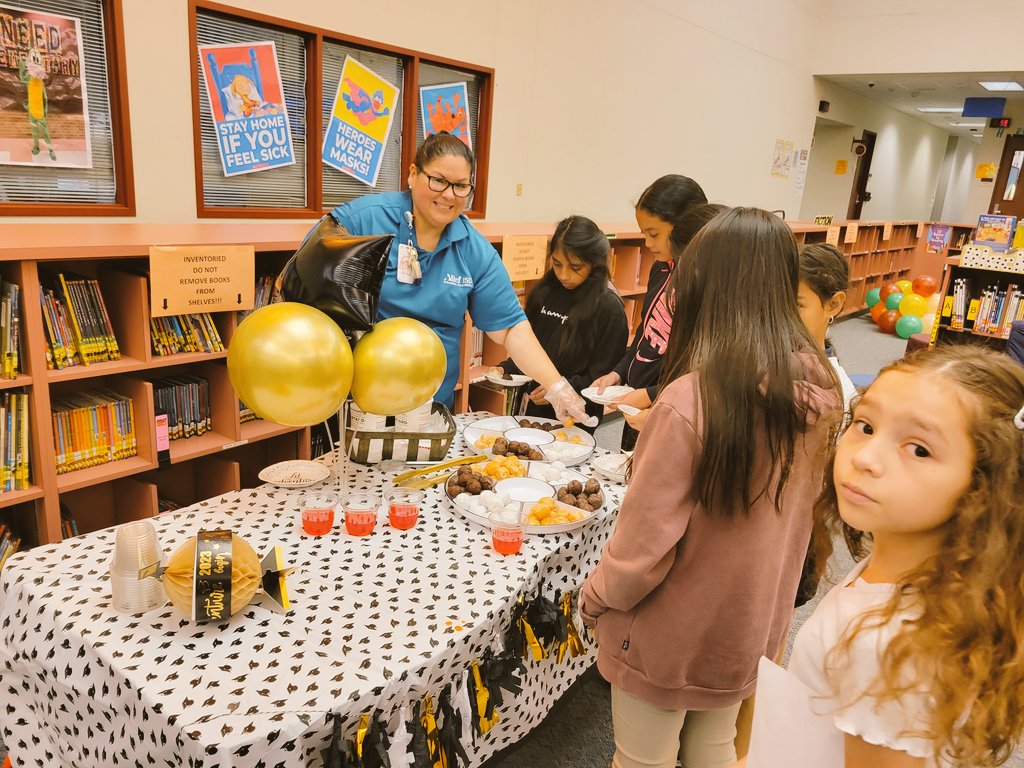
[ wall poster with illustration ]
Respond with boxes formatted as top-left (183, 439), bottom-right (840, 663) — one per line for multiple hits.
top-left (198, 40), bottom-right (295, 177)
top-left (419, 82), bottom-right (471, 148)
top-left (0, 4), bottom-right (92, 168)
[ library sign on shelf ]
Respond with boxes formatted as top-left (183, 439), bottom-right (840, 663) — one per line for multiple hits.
top-left (149, 246), bottom-right (255, 317)
top-left (501, 235), bottom-right (548, 281)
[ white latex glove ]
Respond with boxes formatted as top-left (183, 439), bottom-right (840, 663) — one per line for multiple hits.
top-left (546, 376), bottom-right (598, 428)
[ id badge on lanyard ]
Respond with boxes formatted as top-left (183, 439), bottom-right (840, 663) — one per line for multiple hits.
top-left (397, 211), bottom-right (423, 285)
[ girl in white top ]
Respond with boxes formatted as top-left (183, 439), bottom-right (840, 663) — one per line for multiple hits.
top-left (787, 346), bottom-right (1024, 767)
top-left (796, 243), bottom-right (858, 409)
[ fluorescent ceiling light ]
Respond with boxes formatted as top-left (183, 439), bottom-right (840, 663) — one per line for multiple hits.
top-left (916, 107), bottom-right (962, 113)
top-left (979, 81), bottom-right (1024, 91)
top-left (949, 121), bottom-right (986, 127)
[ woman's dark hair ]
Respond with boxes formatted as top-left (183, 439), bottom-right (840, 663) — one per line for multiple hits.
top-left (636, 174), bottom-right (707, 225)
top-left (527, 215), bottom-right (616, 373)
top-left (799, 243), bottom-right (849, 303)
top-left (659, 207), bottom-right (834, 517)
top-left (414, 131), bottom-right (475, 175)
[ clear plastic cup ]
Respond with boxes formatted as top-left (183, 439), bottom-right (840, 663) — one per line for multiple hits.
top-left (489, 512), bottom-right (524, 556)
top-left (342, 492), bottom-right (379, 536)
top-left (109, 519), bottom-right (165, 614)
top-left (384, 488), bottom-right (422, 530)
top-left (301, 493), bottom-right (337, 536)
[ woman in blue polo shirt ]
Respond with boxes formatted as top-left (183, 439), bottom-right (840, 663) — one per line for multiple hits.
top-left (324, 131), bottom-right (592, 424)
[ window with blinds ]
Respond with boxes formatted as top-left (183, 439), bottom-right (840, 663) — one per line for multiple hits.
top-left (0, 0), bottom-right (126, 209)
top-left (191, 3), bottom-right (493, 218)
top-left (321, 41), bottom-right (403, 211)
top-left (195, 9), bottom-right (307, 211)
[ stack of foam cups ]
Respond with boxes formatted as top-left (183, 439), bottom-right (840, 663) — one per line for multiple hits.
top-left (109, 519), bottom-right (166, 613)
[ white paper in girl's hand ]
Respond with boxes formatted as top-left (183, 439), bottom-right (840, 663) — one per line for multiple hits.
top-left (617, 404), bottom-right (641, 417)
top-left (746, 657), bottom-right (843, 768)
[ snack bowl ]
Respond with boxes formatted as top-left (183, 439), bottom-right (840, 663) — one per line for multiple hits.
top-left (502, 427), bottom-right (555, 447)
top-left (592, 453), bottom-right (630, 484)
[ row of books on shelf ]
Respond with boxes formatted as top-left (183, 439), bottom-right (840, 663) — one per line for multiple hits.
top-left (0, 523), bottom-right (22, 572)
top-left (240, 400), bottom-right (260, 423)
top-left (0, 279), bottom-right (22, 380)
top-left (239, 274), bottom-right (281, 321)
top-left (40, 273), bottom-right (120, 369)
top-left (151, 314), bottom-right (224, 356)
top-left (154, 375), bottom-right (211, 441)
top-left (0, 392), bottom-right (30, 491)
top-left (946, 278), bottom-right (1024, 337)
top-left (51, 390), bottom-right (137, 474)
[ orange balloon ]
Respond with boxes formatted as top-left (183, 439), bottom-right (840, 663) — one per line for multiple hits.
top-left (911, 275), bottom-right (938, 298)
top-left (879, 283), bottom-right (901, 302)
top-left (877, 309), bottom-right (900, 334)
top-left (870, 302), bottom-right (888, 322)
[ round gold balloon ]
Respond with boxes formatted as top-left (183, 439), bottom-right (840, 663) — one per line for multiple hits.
top-left (227, 303), bottom-right (353, 426)
top-left (351, 317), bottom-right (447, 416)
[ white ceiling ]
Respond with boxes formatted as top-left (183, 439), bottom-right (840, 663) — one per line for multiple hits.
top-left (819, 71), bottom-right (1024, 138)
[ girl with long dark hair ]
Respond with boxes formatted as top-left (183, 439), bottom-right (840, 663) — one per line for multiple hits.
top-left (498, 215), bottom-right (628, 428)
top-left (580, 208), bottom-right (841, 768)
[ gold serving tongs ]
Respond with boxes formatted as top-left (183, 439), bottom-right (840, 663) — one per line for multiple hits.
top-left (394, 455), bottom-right (483, 490)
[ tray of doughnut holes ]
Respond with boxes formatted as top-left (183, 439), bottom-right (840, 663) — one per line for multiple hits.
top-left (445, 455), bottom-right (605, 534)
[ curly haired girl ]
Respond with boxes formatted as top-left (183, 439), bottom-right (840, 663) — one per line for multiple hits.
top-left (788, 345), bottom-right (1024, 767)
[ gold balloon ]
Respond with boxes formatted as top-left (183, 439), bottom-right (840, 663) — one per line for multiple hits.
top-left (227, 303), bottom-right (353, 426)
top-left (351, 317), bottom-right (447, 416)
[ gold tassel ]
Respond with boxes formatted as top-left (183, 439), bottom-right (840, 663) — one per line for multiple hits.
top-left (557, 592), bottom-right (586, 663)
top-left (471, 660), bottom-right (499, 734)
top-left (520, 614), bottom-right (546, 661)
top-left (422, 694), bottom-right (445, 768)
top-left (355, 712), bottom-right (370, 759)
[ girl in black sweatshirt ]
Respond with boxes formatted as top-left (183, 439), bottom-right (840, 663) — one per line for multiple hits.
top-left (499, 216), bottom-right (627, 430)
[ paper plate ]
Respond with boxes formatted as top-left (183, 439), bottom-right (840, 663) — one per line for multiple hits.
top-left (581, 385), bottom-right (635, 405)
top-left (444, 460), bottom-right (604, 534)
top-left (592, 453), bottom-right (630, 484)
top-left (484, 372), bottom-right (532, 387)
top-left (258, 460), bottom-right (331, 489)
top-left (462, 415), bottom-right (595, 466)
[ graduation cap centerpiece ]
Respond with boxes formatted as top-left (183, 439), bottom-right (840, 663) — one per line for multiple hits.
top-left (141, 528), bottom-right (293, 622)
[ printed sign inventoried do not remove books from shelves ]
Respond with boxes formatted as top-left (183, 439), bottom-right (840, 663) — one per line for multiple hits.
top-left (149, 245), bottom-right (255, 317)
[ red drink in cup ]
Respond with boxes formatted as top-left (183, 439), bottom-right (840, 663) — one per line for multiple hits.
top-left (342, 493), bottom-right (378, 537)
top-left (385, 488), bottom-right (422, 530)
top-left (489, 512), bottom-right (524, 555)
top-left (301, 494), bottom-right (337, 536)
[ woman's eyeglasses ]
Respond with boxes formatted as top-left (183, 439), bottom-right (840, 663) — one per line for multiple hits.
top-left (418, 168), bottom-right (474, 198)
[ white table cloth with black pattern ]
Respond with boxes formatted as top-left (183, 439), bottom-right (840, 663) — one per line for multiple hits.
top-left (0, 413), bottom-right (625, 768)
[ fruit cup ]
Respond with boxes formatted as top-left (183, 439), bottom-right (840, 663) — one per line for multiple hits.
top-left (342, 492), bottom-right (379, 537)
top-left (385, 488), bottom-right (423, 530)
top-left (489, 512), bottom-right (524, 556)
top-left (301, 494), bottom-right (337, 536)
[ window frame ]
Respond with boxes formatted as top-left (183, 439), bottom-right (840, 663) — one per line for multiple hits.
top-left (189, 0), bottom-right (494, 219)
top-left (0, 0), bottom-right (136, 217)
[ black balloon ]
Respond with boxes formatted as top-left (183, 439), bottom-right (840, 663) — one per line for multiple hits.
top-left (279, 215), bottom-right (393, 332)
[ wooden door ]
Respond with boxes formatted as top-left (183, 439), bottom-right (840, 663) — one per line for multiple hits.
top-left (847, 130), bottom-right (877, 220)
top-left (988, 135), bottom-right (1024, 218)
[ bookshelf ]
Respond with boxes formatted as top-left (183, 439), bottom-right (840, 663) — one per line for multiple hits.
top-left (0, 223), bottom-right (316, 549)
top-left (930, 250), bottom-right (1024, 350)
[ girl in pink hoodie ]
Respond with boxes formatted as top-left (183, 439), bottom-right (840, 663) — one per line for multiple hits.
top-left (580, 207), bottom-right (841, 768)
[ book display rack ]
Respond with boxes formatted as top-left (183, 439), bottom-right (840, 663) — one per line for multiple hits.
top-left (932, 244), bottom-right (1024, 349)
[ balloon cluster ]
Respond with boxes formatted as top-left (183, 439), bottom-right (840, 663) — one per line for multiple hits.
top-left (226, 220), bottom-right (447, 427)
top-left (866, 275), bottom-right (940, 339)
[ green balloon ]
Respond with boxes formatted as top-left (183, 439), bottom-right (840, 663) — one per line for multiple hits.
top-left (884, 292), bottom-right (904, 311)
top-left (866, 287), bottom-right (882, 308)
top-left (895, 314), bottom-right (923, 339)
